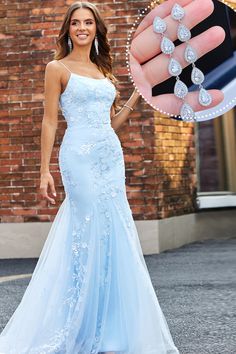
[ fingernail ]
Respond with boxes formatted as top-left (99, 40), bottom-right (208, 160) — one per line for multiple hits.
top-left (53, 193), bottom-right (56, 196)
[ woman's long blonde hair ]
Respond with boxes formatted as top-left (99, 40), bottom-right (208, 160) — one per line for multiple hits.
top-left (54, 1), bottom-right (120, 111)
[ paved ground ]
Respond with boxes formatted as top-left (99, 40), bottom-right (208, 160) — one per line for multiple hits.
top-left (0, 237), bottom-right (235, 354)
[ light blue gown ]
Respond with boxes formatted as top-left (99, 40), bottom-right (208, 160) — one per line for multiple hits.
top-left (0, 61), bottom-right (179, 354)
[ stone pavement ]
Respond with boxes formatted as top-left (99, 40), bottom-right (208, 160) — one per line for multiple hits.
top-left (0, 237), bottom-right (235, 354)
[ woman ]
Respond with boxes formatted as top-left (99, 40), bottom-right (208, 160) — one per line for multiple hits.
top-left (0, 1), bottom-right (179, 353)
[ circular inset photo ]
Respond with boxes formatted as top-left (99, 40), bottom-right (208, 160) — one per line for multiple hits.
top-left (128, 0), bottom-right (236, 122)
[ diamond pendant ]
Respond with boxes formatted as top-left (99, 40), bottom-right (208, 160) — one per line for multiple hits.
top-left (191, 67), bottom-right (205, 85)
top-left (168, 58), bottom-right (182, 76)
top-left (161, 37), bottom-right (175, 54)
top-left (171, 3), bottom-right (185, 21)
top-left (184, 45), bottom-right (197, 63)
top-left (180, 103), bottom-right (196, 122)
top-left (199, 88), bottom-right (212, 106)
top-left (153, 16), bottom-right (167, 34)
top-left (174, 80), bottom-right (188, 99)
top-left (177, 24), bottom-right (191, 42)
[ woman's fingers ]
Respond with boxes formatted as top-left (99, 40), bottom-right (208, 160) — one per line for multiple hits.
top-left (49, 181), bottom-right (57, 198)
top-left (40, 188), bottom-right (55, 204)
top-left (47, 180), bottom-right (56, 204)
top-left (150, 89), bottom-right (224, 115)
top-left (131, 0), bottom-right (214, 64)
top-left (129, 52), bottom-right (152, 100)
top-left (40, 176), bottom-right (56, 204)
top-left (133, 0), bottom-right (192, 38)
top-left (142, 26), bottom-right (226, 86)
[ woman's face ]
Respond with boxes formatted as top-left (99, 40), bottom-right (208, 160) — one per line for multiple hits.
top-left (69, 8), bottom-right (97, 48)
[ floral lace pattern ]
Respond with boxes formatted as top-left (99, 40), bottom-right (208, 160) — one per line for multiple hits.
top-left (0, 74), bottom-right (179, 354)
top-left (59, 74), bottom-right (116, 129)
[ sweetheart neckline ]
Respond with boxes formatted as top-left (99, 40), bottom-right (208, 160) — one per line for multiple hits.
top-left (60, 73), bottom-right (109, 97)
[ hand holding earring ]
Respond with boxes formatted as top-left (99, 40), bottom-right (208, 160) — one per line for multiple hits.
top-left (129, 0), bottom-right (225, 119)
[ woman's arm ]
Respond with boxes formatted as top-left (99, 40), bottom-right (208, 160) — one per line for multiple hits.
top-left (40, 61), bottom-right (61, 204)
top-left (111, 88), bottom-right (141, 132)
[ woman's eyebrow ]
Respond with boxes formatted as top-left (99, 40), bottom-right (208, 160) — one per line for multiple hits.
top-left (71, 18), bottom-right (94, 22)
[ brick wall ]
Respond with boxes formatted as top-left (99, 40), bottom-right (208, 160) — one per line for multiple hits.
top-left (0, 0), bottom-right (200, 223)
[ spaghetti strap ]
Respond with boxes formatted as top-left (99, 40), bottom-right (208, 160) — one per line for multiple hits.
top-left (58, 60), bottom-right (72, 74)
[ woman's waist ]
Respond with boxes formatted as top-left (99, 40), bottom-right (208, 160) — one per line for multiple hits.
top-left (63, 112), bottom-right (111, 127)
top-left (61, 123), bottom-right (118, 144)
top-left (64, 123), bottom-right (115, 136)
top-left (65, 122), bottom-right (113, 130)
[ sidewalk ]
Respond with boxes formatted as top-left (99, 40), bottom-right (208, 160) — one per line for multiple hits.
top-left (146, 237), bottom-right (236, 354)
top-left (0, 237), bottom-right (235, 354)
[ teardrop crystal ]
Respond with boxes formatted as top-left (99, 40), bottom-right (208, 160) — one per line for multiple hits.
top-left (161, 36), bottom-right (175, 54)
top-left (199, 88), bottom-right (212, 106)
top-left (168, 58), bottom-right (182, 76)
top-left (180, 103), bottom-right (196, 122)
top-left (171, 3), bottom-right (185, 20)
top-left (174, 80), bottom-right (188, 99)
top-left (184, 45), bottom-right (197, 63)
top-left (177, 24), bottom-right (191, 42)
top-left (191, 67), bottom-right (204, 85)
top-left (153, 16), bottom-right (167, 34)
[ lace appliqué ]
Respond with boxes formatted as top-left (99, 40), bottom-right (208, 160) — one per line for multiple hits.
top-left (59, 75), bottom-right (116, 129)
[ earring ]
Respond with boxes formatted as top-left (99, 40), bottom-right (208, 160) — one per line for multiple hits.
top-left (67, 34), bottom-right (72, 52)
top-left (171, 3), bottom-right (212, 108)
top-left (153, 15), bottom-right (195, 122)
top-left (94, 35), bottom-right (99, 55)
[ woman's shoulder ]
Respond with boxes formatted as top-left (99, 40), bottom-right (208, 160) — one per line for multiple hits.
top-left (46, 59), bottom-right (63, 71)
top-left (44, 60), bottom-right (66, 81)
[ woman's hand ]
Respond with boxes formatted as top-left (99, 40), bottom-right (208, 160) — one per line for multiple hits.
top-left (39, 172), bottom-right (57, 205)
top-left (129, 0), bottom-right (225, 115)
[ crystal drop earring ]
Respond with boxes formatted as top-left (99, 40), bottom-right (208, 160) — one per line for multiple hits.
top-left (94, 35), bottom-right (99, 55)
top-left (171, 3), bottom-right (213, 108)
top-left (67, 34), bottom-right (72, 52)
top-left (153, 16), bottom-right (195, 122)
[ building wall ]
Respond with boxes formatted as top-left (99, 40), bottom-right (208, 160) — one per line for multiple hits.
top-left (1, 0), bottom-right (199, 224)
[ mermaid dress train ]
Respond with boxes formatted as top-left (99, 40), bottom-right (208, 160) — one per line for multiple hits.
top-left (0, 61), bottom-right (179, 354)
